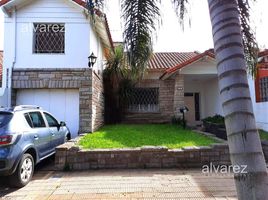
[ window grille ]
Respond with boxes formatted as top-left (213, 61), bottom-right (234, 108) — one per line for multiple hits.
top-left (127, 88), bottom-right (159, 112)
top-left (33, 23), bottom-right (65, 54)
top-left (260, 77), bottom-right (268, 102)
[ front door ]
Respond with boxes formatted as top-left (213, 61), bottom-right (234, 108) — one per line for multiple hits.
top-left (184, 93), bottom-right (200, 125)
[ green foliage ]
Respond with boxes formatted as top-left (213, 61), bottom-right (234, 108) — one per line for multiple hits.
top-left (121, 0), bottom-right (161, 78)
top-left (79, 124), bottom-right (219, 149)
top-left (172, 0), bottom-right (189, 28)
top-left (259, 129), bottom-right (268, 141)
top-left (103, 45), bottom-right (135, 124)
top-left (202, 114), bottom-right (225, 125)
top-left (237, 0), bottom-right (259, 76)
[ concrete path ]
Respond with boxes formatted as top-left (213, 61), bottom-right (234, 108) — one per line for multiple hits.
top-left (0, 169), bottom-right (237, 200)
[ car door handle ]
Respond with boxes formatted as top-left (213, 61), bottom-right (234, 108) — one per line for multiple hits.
top-left (34, 135), bottom-right (39, 140)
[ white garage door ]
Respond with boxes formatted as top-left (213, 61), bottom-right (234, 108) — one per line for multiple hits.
top-left (17, 89), bottom-right (79, 138)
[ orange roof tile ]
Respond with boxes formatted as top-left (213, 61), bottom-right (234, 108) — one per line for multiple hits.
top-left (148, 52), bottom-right (198, 70)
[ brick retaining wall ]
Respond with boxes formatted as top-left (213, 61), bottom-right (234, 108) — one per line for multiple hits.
top-left (55, 141), bottom-right (231, 170)
top-left (55, 137), bottom-right (268, 170)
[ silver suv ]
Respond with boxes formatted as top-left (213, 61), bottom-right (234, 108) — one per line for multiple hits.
top-left (0, 105), bottom-right (70, 187)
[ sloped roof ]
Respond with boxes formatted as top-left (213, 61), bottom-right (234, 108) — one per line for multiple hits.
top-left (148, 52), bottom-right (198, 70)
top-left (0, 51), bottom-right (3, 84)
top-left (259, 49), bottom-right (268, 57)
top-left (159, 49), bottom-right (215, 79)
top-left (0, 0), bottom-right (114, 52)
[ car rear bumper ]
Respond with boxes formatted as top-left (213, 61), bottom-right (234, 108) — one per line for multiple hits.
top-left (0, 146), bottom-right (22, 176)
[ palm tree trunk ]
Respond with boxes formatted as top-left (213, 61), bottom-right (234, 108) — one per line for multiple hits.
top-left (207, 0), bottom-right (268, 199)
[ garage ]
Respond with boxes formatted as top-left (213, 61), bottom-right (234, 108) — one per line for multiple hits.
top-left (16, 89), bottom-right (80, 138)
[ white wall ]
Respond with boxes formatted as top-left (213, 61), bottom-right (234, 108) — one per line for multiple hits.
top-left (89, 22), bottom-right (104, 72)
top-left (182, 59), bottom-right (222, 120)
top-left (203, 78), bottom-right (223, 118)
top-left (248, 76), bottom-right (268, 131)
top-left (180, 59), bottom-right (217, 75)
top-left (3, 0), bottom-right (103, 70)
top-left (184, 78), bottom-right (223, 120)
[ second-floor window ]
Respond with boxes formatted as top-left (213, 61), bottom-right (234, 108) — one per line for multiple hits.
top-left (33, 23), bottom-right (65, 54)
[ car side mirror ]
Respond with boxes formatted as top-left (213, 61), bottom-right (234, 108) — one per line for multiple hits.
top-left (60, 121), bottom-right (66, 127)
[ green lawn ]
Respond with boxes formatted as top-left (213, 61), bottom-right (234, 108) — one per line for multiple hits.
top-left (79, 124), bottom-right (219, 149)
top-left (259, 129), bottom-right (268, 140)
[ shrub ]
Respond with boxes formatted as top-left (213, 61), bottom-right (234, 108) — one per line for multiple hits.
top-left (202, 114), bottom-right (225, 125)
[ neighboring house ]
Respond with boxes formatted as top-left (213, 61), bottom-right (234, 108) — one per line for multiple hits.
top-left (248, 50), bottom-right (268, 131)
top-left (0, 0), bottom-right (114, 137)
top-left (0, 50), bottom-right (2, 86)
top-left (124, 49), bottom-right (268, 131)
top-left (124, 50), bottom-right (223, 126)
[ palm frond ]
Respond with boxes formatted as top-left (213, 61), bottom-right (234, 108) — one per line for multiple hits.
top-left (121, 0), bottom-right (161, 78)
top-left (171, 0), bottom-right (189, 28)
top-left (86, 0), bottom-right (105, 15)
top-left (105, 45), bottom-right (127, 80)
top-left (237, 0), bottom-right (258, 76)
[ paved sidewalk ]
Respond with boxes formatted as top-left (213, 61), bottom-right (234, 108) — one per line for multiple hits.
top-left (0, 169), bottom-right (237, 200)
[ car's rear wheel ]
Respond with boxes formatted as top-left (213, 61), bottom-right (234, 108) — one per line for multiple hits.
top-left (9, 153), bottom-right (34, 188)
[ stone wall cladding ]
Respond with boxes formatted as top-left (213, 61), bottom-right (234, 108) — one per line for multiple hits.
top-left (12, 68), bottom-right (93, 133)
top-left (173, 74), bottom-right (184, 117)
top-left (55, 133), bottom-right (268, 170)
top-left (124, 78), bottom-right (175, 123)
top-left (92, 71), bottom-right (104, 131)
top-left (55, 141), bottom-right (231, 170)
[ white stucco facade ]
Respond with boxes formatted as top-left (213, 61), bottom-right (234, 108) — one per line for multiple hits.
top-left (3, 0), bottom-right (104, 70)
top-left (181, 59), bottom-right (223, 120)
top-left (0, 0), bottom-right (109, 107)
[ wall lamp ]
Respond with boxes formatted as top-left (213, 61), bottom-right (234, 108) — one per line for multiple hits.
top-left (88, 52), bottom-right (97, 68)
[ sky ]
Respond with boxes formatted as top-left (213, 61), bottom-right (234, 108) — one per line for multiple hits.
top-left (0, 0), bottom-right (267, 52)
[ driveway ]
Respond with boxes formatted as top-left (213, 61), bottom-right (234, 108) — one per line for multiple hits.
top-left (0, 160), bottom-right (237, 200)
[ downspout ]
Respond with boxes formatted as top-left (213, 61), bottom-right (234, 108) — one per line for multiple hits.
top-left (8, 7), bottom-right (17, 107)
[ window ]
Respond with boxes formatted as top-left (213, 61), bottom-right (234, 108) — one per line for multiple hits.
top-left (33, 23), bottom-right (65, 54)
top-left (24, 113), bottom-right (33, 128)
top-left (260, 77), bottom-right (268, 102)
top-left (0, 112), bottom-right (13, 128)
top-left (127, 88), bottom-right (159, 112)
top-left (27, 112), bottom-right (46, 128)
top-left (44, 113), bottom-right (59, 127)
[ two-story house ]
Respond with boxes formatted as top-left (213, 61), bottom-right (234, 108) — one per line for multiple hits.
top-left (0, 0), bottom-right (114, 137)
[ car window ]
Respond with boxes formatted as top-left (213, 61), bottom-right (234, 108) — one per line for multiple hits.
top-left (0, 112), bottom-right (13, 128)
top-left (28, 112), bottom-right (46, 128)
top-left (44, 113), bottom-right (59, 127)
top-left (24, 113), bottom-right (34, 128)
